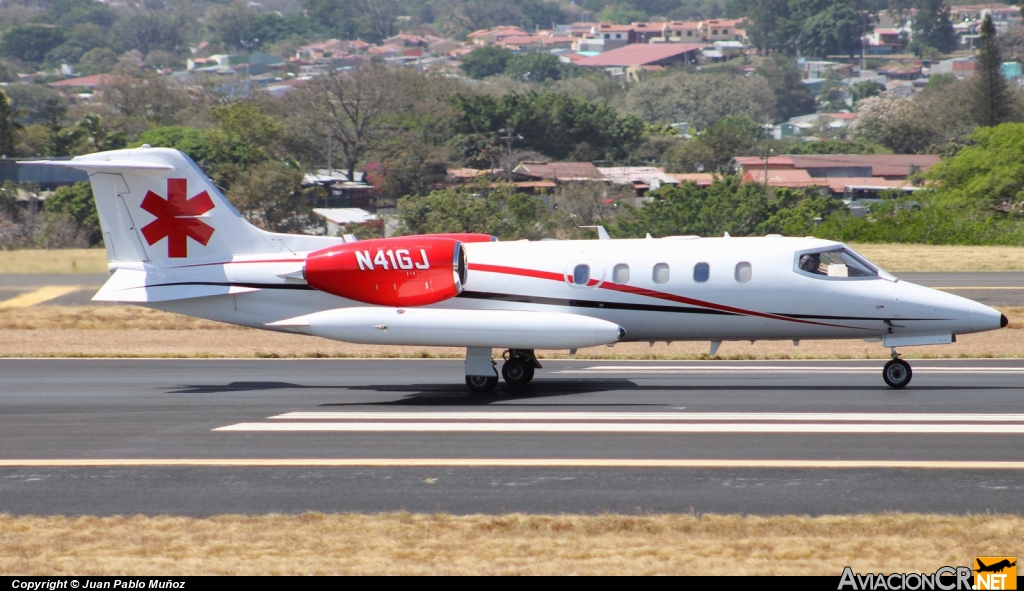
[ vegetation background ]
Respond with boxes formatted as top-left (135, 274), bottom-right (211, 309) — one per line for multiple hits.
top-left (0, 0), bottom-right (1023, 247)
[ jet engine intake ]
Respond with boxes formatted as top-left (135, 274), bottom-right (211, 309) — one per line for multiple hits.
top-left (305, 237), bottom-right (467, 307)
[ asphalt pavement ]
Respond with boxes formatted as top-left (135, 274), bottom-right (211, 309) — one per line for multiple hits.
top-left (3, 358), bottom-right (1024, 516)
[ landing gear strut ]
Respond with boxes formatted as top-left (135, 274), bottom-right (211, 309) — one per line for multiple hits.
top-left (883, 347), bottom-right (912, 389)
top-left (465, 347), bottom-right (498, 394)
top-left (501, 349), bottom-right (541, 387)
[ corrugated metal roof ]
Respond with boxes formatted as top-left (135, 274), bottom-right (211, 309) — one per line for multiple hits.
top-left (576, 43), bottom-right (702, 67)
top-left (513, 162), bottom-right (606, 180)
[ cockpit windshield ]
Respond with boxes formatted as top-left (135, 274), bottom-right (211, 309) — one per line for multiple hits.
top-left (797, 248), bottom-right (879, 278)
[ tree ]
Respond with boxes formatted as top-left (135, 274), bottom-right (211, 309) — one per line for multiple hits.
top-left (755, 56), bottom-right (816, 122)
top-left (505, 52), bottom-right (565, 83)
top-left (664, 114), bottom-right (765, 173)
top-left (132, 127), bottom-right (215, 162)
top-left (292, 64), bottom-right (402, 182)
top-left (3, 86), bottom-right (65, 127)
top-left (744, 0), bottom-right (792, 54)
top-left (850, 80), bottom-right (885, 104)
top-left (453, 91), bottom-right (645, 161)
top-left (616, 175), bottom-right (839, 238)
top-left (797, 1), bottom-right (870, 59)
top-left (72, 114), bottom-right (126, 153)
top-left (0, 89), bottom-right (16, 158)
top-left (208, 3), bottom-right (262, 52)
top-left (973, 15), bottom-right (1014, 128)
top-left (519, 0), bottom-right (567, 28)
top-left (816, 73), bottom-right (849, 113)
top-left (459, 46), bottom-right (513, 80)
top-left (0, 25), bottom-right (66, 64)
top-left (108, 12), bottom-right (192, 57)
top-left (909, 0), bottom-right (956, 56)
top-left (353, 0), bottom-right (399, 42)
top-left (398, 186), bottom-right (550, 240)
top-left (926, 122), bottom-right (1024, 214)
top-left (46, 0), bottom-right (118, 30)
top-left (625, 71), bottom-right (777, 129)
top-left (96, 69), bottom-right (193, 135)
top-left (43, 181), bottom-right (100, 245)
top-left (599, 3), bottom-right (649, 24)
top-left (77, 47), bottom-right (119, 75)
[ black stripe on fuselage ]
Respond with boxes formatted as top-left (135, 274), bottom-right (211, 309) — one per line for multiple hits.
top-left (458, 291), bottom-right (932, 323)
top-left (458, 290), bottom-right (738, 315)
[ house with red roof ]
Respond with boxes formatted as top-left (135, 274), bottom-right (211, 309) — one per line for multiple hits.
top-left (468, 26), bottom-right (529, 46)
top-left (49, 74), bottom-right (111, 89)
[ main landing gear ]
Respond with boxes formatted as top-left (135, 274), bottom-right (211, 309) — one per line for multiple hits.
top-left (883, 347), bottom-right (912, 389)
top-left (464, 347), bottom-right (541, 394)
top-left (501, 349), bottom-right (541, 388)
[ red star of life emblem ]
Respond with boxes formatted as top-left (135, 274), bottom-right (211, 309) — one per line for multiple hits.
top-left (139, 178), bottom-right (215, 258)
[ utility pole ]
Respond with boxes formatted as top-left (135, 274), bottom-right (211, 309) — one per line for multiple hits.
top-left (762, 124), bottom-right (774, 201)
top-left (498, 127), bottom-right (522, 183)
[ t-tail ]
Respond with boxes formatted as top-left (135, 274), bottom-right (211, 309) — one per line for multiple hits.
top-left (31, 147), bottom-right (339, 303)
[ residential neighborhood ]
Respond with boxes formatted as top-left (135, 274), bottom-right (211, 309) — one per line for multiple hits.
top-left (1, 0), bottom-right (1024, 245)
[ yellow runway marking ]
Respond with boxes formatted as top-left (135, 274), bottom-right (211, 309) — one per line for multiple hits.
top-left (3, 459), bottom-right (1024, 469)
top-left (0, 286), bottom-right (83, 308)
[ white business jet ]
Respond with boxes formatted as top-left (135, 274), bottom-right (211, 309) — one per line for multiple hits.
top-left (35, 148), bottom-right (1008, 392)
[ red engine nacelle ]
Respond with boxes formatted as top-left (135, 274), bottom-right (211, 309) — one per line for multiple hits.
top-left (305, 237), bottom-right (467, 307)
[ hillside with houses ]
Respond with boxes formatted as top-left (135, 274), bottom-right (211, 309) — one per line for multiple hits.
top-left (1, 0), bottom-right (1024, 247)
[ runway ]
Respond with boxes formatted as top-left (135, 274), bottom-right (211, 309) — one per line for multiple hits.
top-left (0, 272), bottom-right (1022, 307)
top-left (3, 358), bottom-right (1024, 516)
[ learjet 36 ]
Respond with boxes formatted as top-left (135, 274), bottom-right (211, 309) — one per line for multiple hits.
top-left (35, 147), bottom-right (1008, 392)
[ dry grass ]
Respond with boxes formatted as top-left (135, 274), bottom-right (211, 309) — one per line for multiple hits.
top-left (0, 305), bottom-right (240, 330)
top-left (0, 249), bottom-right (107, 274)
top-left (1, 513), bottom-right (1021, 575)
top-left (0, 306), bottom-right (1018, 359)
top-left (849, 244), bottom-right (1024, 272)
top-left (0, 245), bottom-right (1023, 275)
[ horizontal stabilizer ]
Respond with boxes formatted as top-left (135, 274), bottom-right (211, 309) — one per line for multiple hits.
top-left (21, 159), bottom-right (175, 171)
top-left (93, 268), bottom-right (259, 303)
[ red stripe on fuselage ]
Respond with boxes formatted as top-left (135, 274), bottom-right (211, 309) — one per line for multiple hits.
top-left (469, 262), bottom-right (864, 330)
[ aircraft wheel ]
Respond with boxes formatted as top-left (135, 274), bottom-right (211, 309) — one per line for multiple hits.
top-left (466, 375), bottom-right (498, 394)
top-left (501, 360), bottom-right (535, 387)
top-left (882, 359), bottom-right (912, 389)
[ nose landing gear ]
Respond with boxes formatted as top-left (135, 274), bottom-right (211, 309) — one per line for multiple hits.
top-left (883, 347), bottom-right (912, 389)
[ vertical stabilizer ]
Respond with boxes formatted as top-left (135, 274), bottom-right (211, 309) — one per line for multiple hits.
top-left (34, 147), bottom-right (289, 265)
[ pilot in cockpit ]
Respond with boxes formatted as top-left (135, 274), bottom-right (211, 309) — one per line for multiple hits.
top-left (799, 253), bottom-right (823, 274)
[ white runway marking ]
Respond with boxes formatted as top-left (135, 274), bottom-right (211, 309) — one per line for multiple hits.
top-left (554, 365), bottom-right (1024, 374)
top-left (6, 458), bottom-right (1024, 469)
top-left (215, 422), bottom-right (1024, 433)
top-left (272, 412), bottom-right (1024, 422)
top-left (219, 412), bottom-right (1024, 434)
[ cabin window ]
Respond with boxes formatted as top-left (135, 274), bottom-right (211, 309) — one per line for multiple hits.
top-left (573, 264), bottom-right (591, 285)
top-left (653, 263), bottom-right (670, 284)
top-left (693, 262), bottom-right (710, 283)
top-left (796, 248), bottom-right (878, 278)
top-left (735, 262), bottom-right (752, 283)
top-left (613, 264), bottom-right (630, 284)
